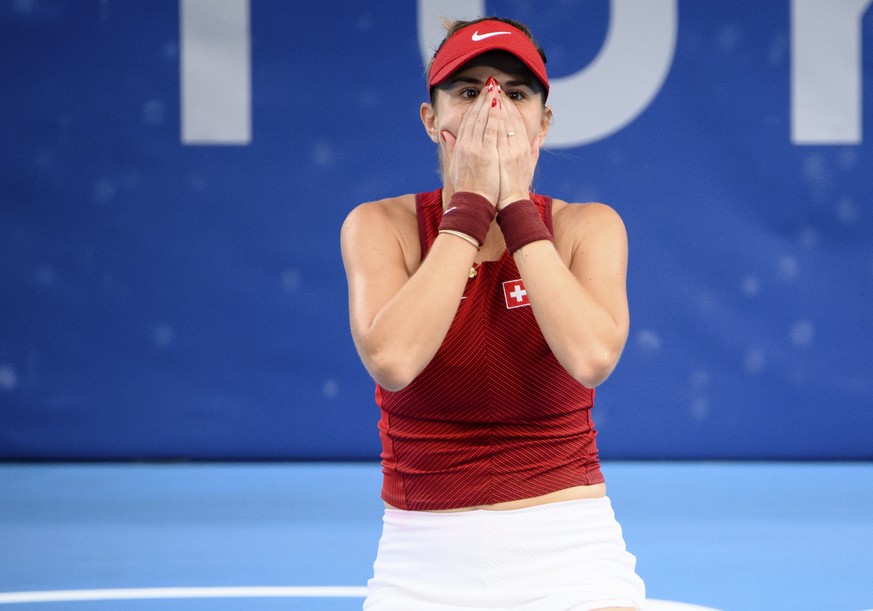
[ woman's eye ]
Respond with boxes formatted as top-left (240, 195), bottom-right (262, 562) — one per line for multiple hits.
top-left (461, 88), bottom-right (479, 99)
top-left (506, 90), bottom-right (525, 101)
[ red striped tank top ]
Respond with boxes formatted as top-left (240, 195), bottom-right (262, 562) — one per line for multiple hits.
top-left (376, 189), bottom-right (604, 511)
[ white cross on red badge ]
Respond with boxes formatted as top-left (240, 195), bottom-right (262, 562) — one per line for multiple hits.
top-left (502, 279), bottom-right (529, 309)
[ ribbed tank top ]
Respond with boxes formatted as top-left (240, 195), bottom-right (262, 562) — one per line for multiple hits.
top-left (376, 189), bottom-right (603, 510)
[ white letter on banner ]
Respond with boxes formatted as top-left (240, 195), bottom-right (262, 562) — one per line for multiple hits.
top-left (792, 0), bottom-right (872, 145)
top-left (417, 0), bottom-right (677, 148)
top-left (180, 0), bottom-right (251, 145)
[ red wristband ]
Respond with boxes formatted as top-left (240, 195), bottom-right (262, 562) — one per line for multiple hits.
top-left (496, 199), bottom-right (552, 253)
top-left (439, 192), bottom-right (497, 248)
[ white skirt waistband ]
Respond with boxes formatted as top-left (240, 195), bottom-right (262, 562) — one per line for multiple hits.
top-left (365, 496), bottom-right (646, 610)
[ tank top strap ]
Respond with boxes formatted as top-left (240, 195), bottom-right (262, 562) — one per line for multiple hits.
top-left (531, 193), bottom-right (554, 235)
top-left (415, 188), bottom-right (443, 260)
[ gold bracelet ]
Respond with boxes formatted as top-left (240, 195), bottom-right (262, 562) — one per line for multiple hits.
top-left (438, 229), bottom-right (480, 249)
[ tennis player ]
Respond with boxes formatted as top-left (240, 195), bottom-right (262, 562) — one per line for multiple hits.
top-left (341, 16), bottom-right (646, 610)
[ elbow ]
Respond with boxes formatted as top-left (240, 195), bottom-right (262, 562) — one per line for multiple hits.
top-left (568, 356), bottom-right (617, 389)
top-left (352, 324), bottom-right (431, 391)
top-left (371, 369), bottom-right (418, 392)
top-left (362, 347), bottom-right (422, 392)
top-left (565, 337), bottom-right (626, 389)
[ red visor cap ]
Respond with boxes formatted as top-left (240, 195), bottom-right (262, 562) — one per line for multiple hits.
top-left (428, 20), bottom-right (549, 95)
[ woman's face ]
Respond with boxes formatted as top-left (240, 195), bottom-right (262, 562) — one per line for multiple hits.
top-left (422, 51), bottom-right (551, 148)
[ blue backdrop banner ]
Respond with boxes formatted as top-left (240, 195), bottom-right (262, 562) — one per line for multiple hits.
top-left (2, 1), bottom-right (872, 460)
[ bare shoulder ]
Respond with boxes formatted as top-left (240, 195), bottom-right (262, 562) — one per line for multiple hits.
top-left (341, 194), bottom-right (421, 272)
top-left (342, 194), bottom-right (416, 231)
top-left (551, 198), bottom-right (625, 231)
top-left (550, 199), bottom-right (627, 260)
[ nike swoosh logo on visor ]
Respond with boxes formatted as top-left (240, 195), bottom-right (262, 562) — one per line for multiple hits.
top-left (471, 31), bottom-right (511, 41)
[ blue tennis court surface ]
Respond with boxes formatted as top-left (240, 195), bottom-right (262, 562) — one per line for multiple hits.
top-left (1, 462), bottom-right (871, 610)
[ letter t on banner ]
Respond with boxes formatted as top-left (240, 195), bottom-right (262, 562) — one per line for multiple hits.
top-left (791, 0), bottom-right (872, 145)
top-left (180, 0), bottom-right (252, 145)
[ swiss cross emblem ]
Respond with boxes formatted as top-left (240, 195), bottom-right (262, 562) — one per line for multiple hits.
top-left (503, 279), bottom-right (529, 309)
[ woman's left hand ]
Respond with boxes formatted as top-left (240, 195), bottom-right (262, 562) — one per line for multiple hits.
top-left (495, 88), bottom-right (538, 209)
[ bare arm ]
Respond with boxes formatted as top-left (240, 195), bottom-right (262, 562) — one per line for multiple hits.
top-left (512, 202), bottom-right (630, 388)
top-left (342, 83), bottom-right (507, 390)
top-left (340, 200), bottom-right (477, 390)
top-left (488, 87), bottom-right (628, 387)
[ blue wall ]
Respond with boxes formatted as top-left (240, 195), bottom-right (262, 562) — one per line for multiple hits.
top-left (2, 1), bottom-right (872, 460)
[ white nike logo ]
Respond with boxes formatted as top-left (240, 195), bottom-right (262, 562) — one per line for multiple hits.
top-left (471, 30), bottom-right (511, 42)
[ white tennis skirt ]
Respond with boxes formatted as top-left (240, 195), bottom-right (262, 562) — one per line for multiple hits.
top-left (364, 496), bottom-right (646, 610)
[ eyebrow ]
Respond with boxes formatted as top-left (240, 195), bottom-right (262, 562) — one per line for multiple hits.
top-left (447, 75), bottom-right (535, 90)
top-left (447, 76), bottom-right (484, 87)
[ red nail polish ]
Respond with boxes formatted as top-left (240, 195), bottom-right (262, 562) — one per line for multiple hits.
top-left (491, 97), bottom-right (498, 108)
top-left (486, 76), bottom-right (497, 92)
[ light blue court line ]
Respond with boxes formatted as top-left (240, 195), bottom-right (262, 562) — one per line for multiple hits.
top-left (1, 462), bottom-right (871, 611)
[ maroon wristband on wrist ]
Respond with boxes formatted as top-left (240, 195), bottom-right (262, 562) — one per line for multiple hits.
top-left (496, 199), bottom-right (552, 253)
top-left (438, 192), bottom-right (497, 247)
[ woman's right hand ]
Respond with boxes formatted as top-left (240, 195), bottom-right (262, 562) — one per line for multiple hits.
top-left (440, 80), bottom-right (501, 204)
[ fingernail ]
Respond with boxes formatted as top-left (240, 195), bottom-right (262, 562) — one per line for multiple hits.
top-left (486, 76), bottom-right (497, 92)
top-left (440, 130), bottom-right (448, 142)
top-left (491, 97), bottom-right (498, 108)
